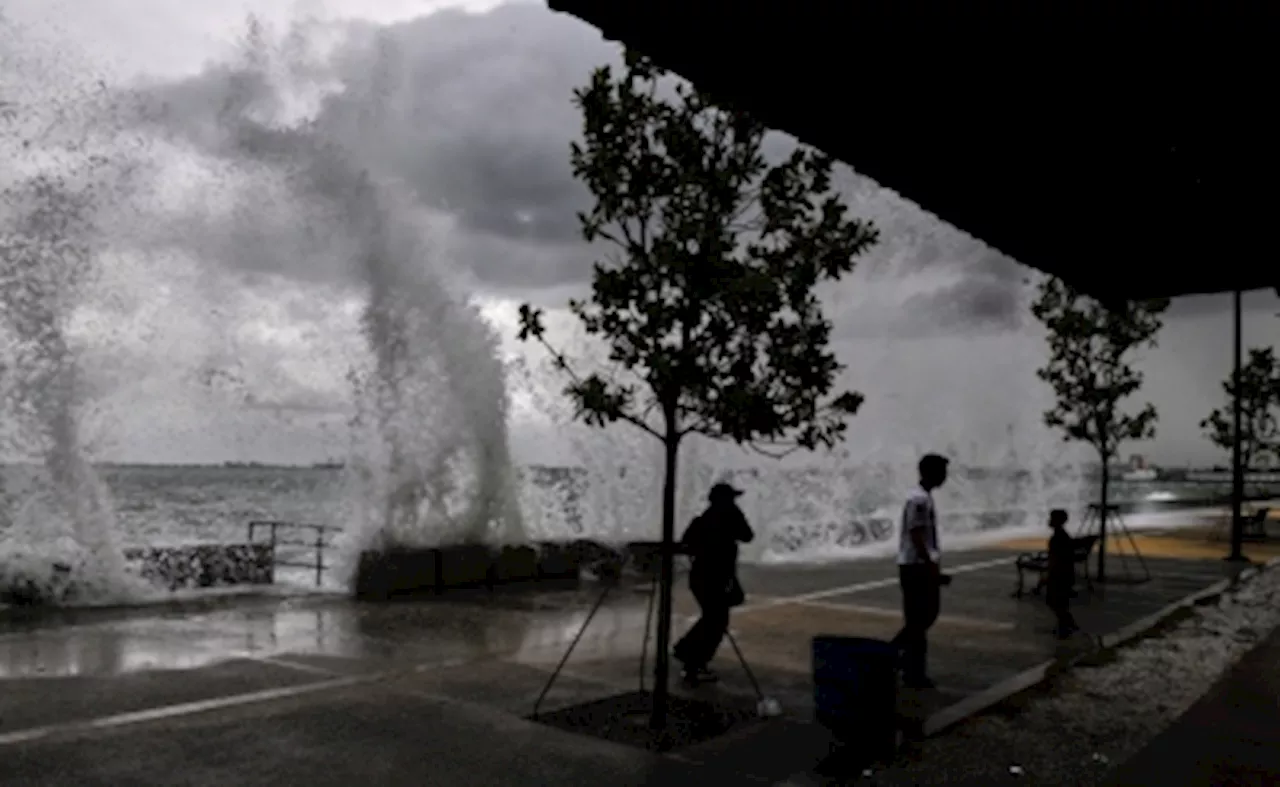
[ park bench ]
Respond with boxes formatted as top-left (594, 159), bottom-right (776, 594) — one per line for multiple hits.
top-left (1243, 507), bottom-right (1271, 542)
top-left (1211, 506), bottom-right (1272, 542)
top-left (1012, 534), bottom-right (1099, 598)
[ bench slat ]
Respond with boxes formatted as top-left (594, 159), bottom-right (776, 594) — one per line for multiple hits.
top-left (1012, 534), bottom-right (1099, 598)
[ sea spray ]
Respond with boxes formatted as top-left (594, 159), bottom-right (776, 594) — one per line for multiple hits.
top-left (0, 16), bottom-right (191, 604)
top-left (511, 338), bottom-right (712, 544)
top-left (512, 301), bottom-right (1092, 560)
top-left (140, 20), bottom-right (527, 582)
top-left (0, 168), bottom-right (145, 603)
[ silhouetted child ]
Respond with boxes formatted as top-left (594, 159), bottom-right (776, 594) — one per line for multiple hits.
top-left (1046, 509), bottom-right (1079, 638)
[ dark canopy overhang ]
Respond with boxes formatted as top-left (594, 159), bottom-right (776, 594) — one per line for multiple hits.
top-left (548, 2), bottom-right (1279, 302)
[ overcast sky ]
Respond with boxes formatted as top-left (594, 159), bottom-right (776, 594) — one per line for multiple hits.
top-left (2, 0), bottom-right (1276, 468)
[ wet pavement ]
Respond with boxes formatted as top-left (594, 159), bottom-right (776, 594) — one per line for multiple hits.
top-left (0, 546), bottom-right (1250, 785)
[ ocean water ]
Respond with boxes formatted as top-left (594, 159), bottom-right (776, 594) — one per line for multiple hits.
top-left (2, 463), bottom-right (1269, 559)
top-left (0, 465), bottom-right (342, 549)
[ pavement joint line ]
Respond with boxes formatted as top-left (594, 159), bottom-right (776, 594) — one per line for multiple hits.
top-left (0, 655), bottom-right (482, 748)
top-left (737, 556), bottom-right (1017, 613)
top-left (0, 671), bottom-right (384, 748)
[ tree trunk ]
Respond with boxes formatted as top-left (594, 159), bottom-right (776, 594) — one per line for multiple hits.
top-left (1098, 453), bottom-right (1109, 583)
top-left (649, 419), bottom-right (681, 738)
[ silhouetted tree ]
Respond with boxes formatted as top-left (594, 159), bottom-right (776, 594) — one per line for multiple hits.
top-left (1031, 277), bottom-right (1170, 581)
top-left (1201, 347), bottom-right (1280, 470)
top-left (517, 52), bottom-right (876, 733)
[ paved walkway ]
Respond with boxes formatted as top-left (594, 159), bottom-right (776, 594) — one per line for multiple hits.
top-left (0, 547), bottom-right (1248, 785)
top-left (1104, 623), bottom-right (1280, 786)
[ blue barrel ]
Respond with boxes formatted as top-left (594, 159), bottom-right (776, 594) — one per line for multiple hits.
top-left (812, 636), bottom-right (898, 758)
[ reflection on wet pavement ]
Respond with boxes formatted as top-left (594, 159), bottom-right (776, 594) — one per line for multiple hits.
top-left (0, 589), bottom-right (668, 680)
top-left (0, 550), bottom-right (1236, 684)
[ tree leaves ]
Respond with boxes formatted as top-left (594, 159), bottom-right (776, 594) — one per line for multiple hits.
top-left (517, 52), bottom-right (875, 454)
top-left (1200, 346), bottom-right (1280, 468)
top-left (1031, 276), bottom-right (1169, 461)
top-left (515, 303), bottom-right (544, 341)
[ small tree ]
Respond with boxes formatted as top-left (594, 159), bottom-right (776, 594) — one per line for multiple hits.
top-left (1201, 347), bottom-right (1280, 470)
top-left (1031, 277), bottom-right (1170, 581)
top-left (517, 52), bottom-right (877, 731)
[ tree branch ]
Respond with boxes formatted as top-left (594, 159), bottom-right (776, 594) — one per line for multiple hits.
top-left (592, 225), bottom-right (628, 252)
top-left (614, 408), bottom-right (664, 440)
top-left (529, 332), bottom-right (663, 441)
top-left (678, 420), bottom-right (710, 439)
top-left (639, 394), bottom-right (663, 427)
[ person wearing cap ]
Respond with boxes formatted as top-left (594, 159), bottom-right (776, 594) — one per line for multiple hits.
top-left (673, 481), bottom-right (755, 684)
top-left (891, 453), bottom-right (949, 689)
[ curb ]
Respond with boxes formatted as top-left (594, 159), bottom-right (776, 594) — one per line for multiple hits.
top-left (1096, 578), bottom-right (1230, 653)
top-left (922, 561), bottom-right (1271, 738)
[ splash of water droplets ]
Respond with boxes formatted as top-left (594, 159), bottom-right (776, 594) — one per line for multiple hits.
top-left (165, 21), bottom-right (528, 581)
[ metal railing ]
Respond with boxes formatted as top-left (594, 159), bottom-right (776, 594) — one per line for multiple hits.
top-left (247, 520), bottom-right (342, 587)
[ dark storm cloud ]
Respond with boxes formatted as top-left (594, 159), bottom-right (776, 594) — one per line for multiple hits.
top-left (825, 263), bottom-right (1032, 341)
top-left (904, 270), bottom-right (1026, 332)
top-left (823, 166), bottom-right (1034, 337)
top-left (817, 164), bottom-right (1034, 336)
top-left (445, 224), bottom-right (597, 297)
top-left (317, 7), bottom-right (609, 249)
top-left (120, 4), bottom-right (615, 290)
top-left (1168, 289), bottom-right (1280, 318)
top-left (125, 2), bottom-right (1032, 332)
top-left (902, 256), bottom-right (1028, 334)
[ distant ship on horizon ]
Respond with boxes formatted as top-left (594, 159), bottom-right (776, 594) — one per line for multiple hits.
top-left (311, 459), bottom-right (345, 470)
top-left (1121, 453), bottom-right (1159, 482)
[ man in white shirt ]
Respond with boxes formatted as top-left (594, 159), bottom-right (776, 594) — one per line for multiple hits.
top-left (891, 453), bottom-right (949, 689)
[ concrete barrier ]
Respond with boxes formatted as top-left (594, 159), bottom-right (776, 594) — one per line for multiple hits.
top-left (438, 544), bottom-right (494, 589)
top-left (353, 547), bottom-right (439, 601)
top-left (350, 539), bottom-right (691, 602)
top-left (568, 539), bottom-right (626, 580)
top-left (534, 542), bottom-right (581, 584)
top-left (492, 545), bottom-right (540, 583)
top-left (621, 541), bottom-right (664, 579)
top-left (354, 541), bottom-right (605, 601)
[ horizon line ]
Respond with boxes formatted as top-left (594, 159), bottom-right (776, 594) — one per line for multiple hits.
top-left (0, 460), bottom-right (1253, 473)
